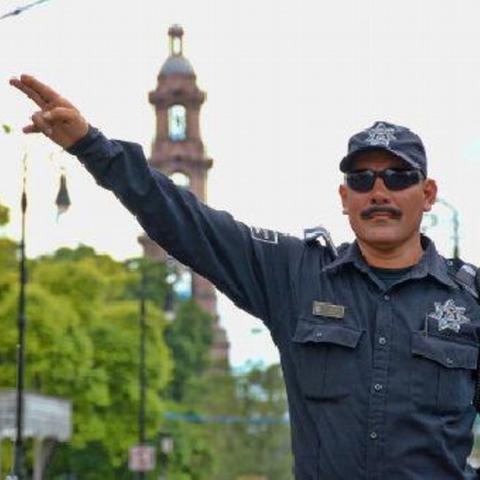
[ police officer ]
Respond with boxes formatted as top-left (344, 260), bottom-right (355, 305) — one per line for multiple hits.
top-left (10, 74), bottom-right (480, 479)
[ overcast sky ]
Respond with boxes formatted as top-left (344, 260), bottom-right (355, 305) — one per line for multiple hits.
top-left (2, 0), bottom-right (480, 368)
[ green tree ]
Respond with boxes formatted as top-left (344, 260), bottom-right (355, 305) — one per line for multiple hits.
top-left (123, 256), bottom-right (168, 309)
top-left (204, 365), bottom-right (292, 480)
top-left (156, 283), bottom-right (292, 480)
top-left (167, 364), bottom-right (292, 480)
top-left (164, 299), bottom-right (213, 402)
top-left (0, 238), bottom-right (17, 302)
top-left (0, 202), bottom-right (14, 300)
top-left (0, 244), bottom-right (172, 478)
top-left (0, 202), bottom-right (9, 226)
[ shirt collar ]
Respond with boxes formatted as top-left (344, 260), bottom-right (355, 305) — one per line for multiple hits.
top-left (322, 235), bottom-right (457, 290)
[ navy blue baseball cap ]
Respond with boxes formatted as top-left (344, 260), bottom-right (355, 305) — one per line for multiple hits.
top-left (340, 121), bottom-right (428, 176)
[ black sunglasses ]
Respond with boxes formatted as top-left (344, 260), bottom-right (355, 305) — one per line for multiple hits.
top-left (345, 168), bottom-right (424, 193)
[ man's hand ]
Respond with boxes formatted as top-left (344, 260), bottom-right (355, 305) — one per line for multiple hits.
top-left (9, 74), bottom-right (89, 149)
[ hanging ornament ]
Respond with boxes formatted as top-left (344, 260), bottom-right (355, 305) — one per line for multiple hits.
top-left (55, 168), bottom-right (71, 219)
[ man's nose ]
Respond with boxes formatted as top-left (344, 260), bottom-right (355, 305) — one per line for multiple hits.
top-left (370, 177), bottom-right (391, 204)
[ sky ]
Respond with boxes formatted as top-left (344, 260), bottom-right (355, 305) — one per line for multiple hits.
top-left (2, 0), bottom-right (480, 368)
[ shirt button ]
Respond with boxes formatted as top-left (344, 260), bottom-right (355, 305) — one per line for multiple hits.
top-left (383, 294), bottom-right (390, 301)
top-left (374, 383), bottom-right (383, 392)
top-left (446, 357), bottom-right (453, 366)
top-left (378, 336), bottom-right (387, 346)
top-left (370, 432), bottom-right (378, 440)
top-left (315, 332), bottom-right (323, 339)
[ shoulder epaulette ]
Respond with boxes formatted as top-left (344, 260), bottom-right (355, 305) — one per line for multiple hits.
top-left (304, 225), bottom-right (338, 258)
top-left (446, 258), bottom-right (479, 299)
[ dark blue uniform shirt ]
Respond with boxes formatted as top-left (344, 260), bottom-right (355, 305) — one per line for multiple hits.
top-left (68, 127), bottom-right (480, 480)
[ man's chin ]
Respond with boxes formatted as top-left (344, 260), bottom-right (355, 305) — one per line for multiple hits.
top-left (355, 228), bottom-right (402, 249)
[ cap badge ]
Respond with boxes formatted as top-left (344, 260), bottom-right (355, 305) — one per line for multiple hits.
top-left (365, 122), bottom-right (397, 147)
top-left (428, 299), bottom-right (470, 333)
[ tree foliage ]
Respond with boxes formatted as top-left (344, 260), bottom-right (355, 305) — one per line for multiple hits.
top-left (0, 241), bottom-right (172, 478)
top-left (164, 299), bottom-right (213, 402)
top-left (193, 365), bottom-right (293, 480)
top-left (0, 202), bottom-right (9, 226)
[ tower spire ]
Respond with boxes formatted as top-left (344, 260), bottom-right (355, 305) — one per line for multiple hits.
top-left (168, 24), bottom-right (184, 56)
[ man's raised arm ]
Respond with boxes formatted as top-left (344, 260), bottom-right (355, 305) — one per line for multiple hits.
top-left (10, 75), bottom-right (305, 334)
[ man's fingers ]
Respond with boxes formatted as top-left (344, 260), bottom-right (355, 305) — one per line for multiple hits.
top-left (22, 124), bottom-right (41, 134)
top-left (44, 107), bottom-right (78, 123)
top-left (10, 77), bottom-right (48, 108)
top-left (30, 107), bottom-right (77, 135)
top-left (19, 74), bottom-right (60, 105)
top-left (31, 111), bottom-right (53, 136)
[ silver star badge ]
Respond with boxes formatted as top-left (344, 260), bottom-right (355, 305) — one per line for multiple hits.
top-left (428, 299), bottom-right (470, 333)
top-left (365, 122), bottom-right (397, 147)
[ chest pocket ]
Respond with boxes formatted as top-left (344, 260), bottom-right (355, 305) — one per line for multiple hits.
top-left (410, 332), bottom-right (478, 412)
top-left (291, 318), bottom-right (363, 400)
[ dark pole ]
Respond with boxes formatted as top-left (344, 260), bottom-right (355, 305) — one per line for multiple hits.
top-left (13, 154), bottom-right (28, 479)
top-left (138, 261), bottom-right (147, 480)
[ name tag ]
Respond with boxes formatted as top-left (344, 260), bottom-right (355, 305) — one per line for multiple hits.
top-left (312, 301), bottom-right (345, 319)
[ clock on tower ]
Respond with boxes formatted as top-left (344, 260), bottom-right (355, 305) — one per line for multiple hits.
top-left (168, 104), bottom-right (186, 141)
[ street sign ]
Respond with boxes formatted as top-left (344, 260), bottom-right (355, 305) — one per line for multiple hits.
top-left (129, 445), bottom-right (156, 472)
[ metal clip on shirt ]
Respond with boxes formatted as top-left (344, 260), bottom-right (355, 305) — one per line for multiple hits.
top-left (304, 225), bottom-right (338, 260)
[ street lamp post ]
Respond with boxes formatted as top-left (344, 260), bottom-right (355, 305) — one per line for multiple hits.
top-left (1, 124), bottom-right (25, 480)
top-left (159, 433), bottom-right (173, 480)
top-left (126, 258), bottom-right (161, 477)
top-left (164, 256), bottom-right (177, 322)
top-left (12, 155), bottom-right (28, 480)
top-left (3, 135), bottom-right (72, 479)
top-left (138, 260), bottom-right (147, 480)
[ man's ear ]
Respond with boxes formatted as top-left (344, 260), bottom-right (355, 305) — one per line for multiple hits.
top-left (339, 184), bottom-right (349, 215)
top-left (423, 178), bottom-right (437, 212)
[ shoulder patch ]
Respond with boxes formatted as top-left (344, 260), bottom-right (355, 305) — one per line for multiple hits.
top-left (446, 258), bottom-right (479, 299)
top-left (250, 226), bottom-right (279, 244)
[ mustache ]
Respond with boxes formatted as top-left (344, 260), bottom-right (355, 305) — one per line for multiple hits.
top-left (361, 206), bottom-right (402, 220)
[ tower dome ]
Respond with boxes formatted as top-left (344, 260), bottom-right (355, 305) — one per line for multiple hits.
top-left (159, 24), bottom-right (195, 76)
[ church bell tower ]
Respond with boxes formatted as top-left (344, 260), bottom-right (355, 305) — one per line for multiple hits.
top-left (140, 24), bottom-right (229, 366)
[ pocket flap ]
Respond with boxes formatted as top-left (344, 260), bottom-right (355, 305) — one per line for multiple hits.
top-left (292, 319), bottom-right (363, 349)
top-left (411, 332), bottom-right (478, 370)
